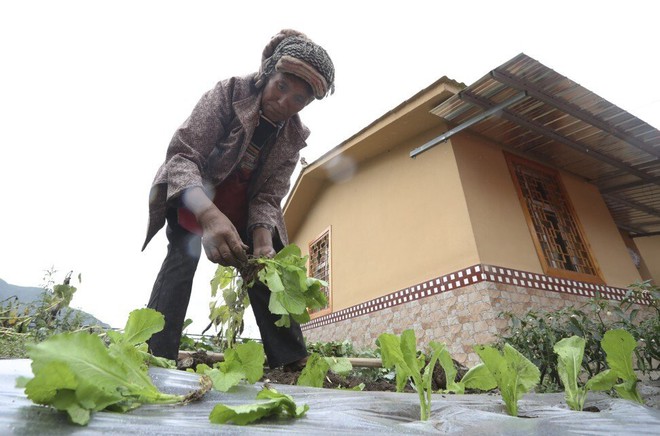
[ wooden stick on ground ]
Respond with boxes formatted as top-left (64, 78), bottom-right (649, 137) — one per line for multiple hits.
top-left (178, 350), bottom-right (383, 368)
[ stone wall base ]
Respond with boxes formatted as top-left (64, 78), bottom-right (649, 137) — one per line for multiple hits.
top-left (302, 278), bottom-right (650, 366)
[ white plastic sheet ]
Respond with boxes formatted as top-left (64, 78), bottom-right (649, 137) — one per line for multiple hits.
top-left (1, 359), bottom-right (658, 435)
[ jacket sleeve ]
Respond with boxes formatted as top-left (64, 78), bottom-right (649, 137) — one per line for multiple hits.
top-left (162, 80), bottom-right (234, 202)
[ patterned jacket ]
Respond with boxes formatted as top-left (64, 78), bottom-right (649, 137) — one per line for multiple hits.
top-left (142, 74), bottom-right (309, 250)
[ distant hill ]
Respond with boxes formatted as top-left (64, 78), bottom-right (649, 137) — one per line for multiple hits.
top-left (0, 278), bottom-right (109, 328)
top-left (0, 279), bottom-right (45, 304)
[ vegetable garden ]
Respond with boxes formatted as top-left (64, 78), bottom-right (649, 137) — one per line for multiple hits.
top-left (1, 245), bottom-right (659, 433)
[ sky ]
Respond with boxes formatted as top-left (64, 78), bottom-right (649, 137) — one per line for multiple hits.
top-left (1, 0), bottom-right (659, 336)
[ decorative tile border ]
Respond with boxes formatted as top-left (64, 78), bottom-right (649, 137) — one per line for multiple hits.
top-left (482, 265), bottom-right (629, 301)
top-left (303, 265), bottom-right (484, 330)
top-left (302, 264), bottom-right (633, 331)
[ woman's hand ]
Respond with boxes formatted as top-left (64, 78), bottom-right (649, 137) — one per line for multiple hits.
top-left (181, 187), bottom-right (248, 267)
top-left (198, 206), bottom-right (248, 267)
top-left (252, 226), bottom-right (276, 259)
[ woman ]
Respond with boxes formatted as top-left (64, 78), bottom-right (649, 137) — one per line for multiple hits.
top-left (142, 29), bottom-right (335, 369)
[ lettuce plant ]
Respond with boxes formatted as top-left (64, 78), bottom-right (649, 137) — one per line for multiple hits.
top-left (554, 329), bottom-right (644, 408)
top-left (192, 341), bottom-right (265, 392)
top-left (434, 344), bottom-right (497, 394)
top-left (473, 343), bottom-right (540, 416)
top-left (209, 244), bottom-right (328, 348)
top-left (209, 385), bottom-right (308, 425)
top-left (601, 329), bottom-right (644, 403)
top-left (377, 329), bottom-right (445, 421)
top-left (17, 309), bottom-right (210, 425)
top-left (435, 345), bottom-right (462, 393)
top-left (256, 244), bottom-right (328, 327)
top-left (296, 352), bottom-right (352, 388)
top-left (553, 336), bottom-right (617, 410)
top-left (439, 360), bottom-right (497, 394)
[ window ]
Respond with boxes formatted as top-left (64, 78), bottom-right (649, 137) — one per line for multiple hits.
top-left (506, 153), bottom-right (603, 284)
top-left (308, 227), bottom-right (331, 317)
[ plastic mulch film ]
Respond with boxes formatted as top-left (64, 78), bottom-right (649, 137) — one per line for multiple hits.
top-left (2, 359), bottom-right (659, 435)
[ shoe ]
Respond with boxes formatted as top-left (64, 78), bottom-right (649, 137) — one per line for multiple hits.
top-left (282, 356), bottom-right (308, 372)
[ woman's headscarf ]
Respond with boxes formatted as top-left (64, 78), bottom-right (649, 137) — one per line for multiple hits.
top-left (255, 29), bottom-right (335, 99)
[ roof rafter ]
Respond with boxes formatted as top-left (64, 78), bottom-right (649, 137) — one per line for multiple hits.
top-left (599, 176), bottom-right (660, 194)
top-left (603, 193), bottom-right (660, 219)
top-left (459, 91), bottom-right (660, 236)
top-left (616, 222), bottom-right (653, 236)
top-left (491, 69), bottom-right (660, 159)
top-left (459, 91), bottom-right (660, 188)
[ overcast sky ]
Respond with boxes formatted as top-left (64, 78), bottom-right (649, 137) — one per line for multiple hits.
top-left (1, 0), bottom-right (658, 335)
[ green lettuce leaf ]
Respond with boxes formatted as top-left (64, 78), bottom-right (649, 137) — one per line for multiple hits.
top-left (20, 309), bottom-right (187, 425)
top-left (120, 308), bottom-right (165, 346)
top-left (274, 244), bottom-right (302, 261)
top-left (325, 356), bottom-right (353, 377)
top-left (297, 353), bottom-right (330, 387)
top-left (209, 386), bottom-right (308, 425)
top-left (261, 266), bottom-right (285, 293)
top-left (197, 341), bottom-right (265, 392)
top-left (553, 336), bottom-right (586, 410)
top-left (585, 369), bottom-right (618, 391)
top-left (601, 329), bottom-right (643, 403)
top-left (378, 330), bottom-right (441, 420)
top-left (436, 344), bottom-right (462, 394)
top-left (552, 335), bottom-right (619, 411)
top-left (459, 363), bottom-right (497, 391)
top-left (211, 266), bottom-right (235, 297)
top-left (474, 343), bottom-right (540, 416)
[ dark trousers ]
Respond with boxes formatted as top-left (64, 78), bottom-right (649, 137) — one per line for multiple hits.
top-left (146, 210), bottom-right (307, 368)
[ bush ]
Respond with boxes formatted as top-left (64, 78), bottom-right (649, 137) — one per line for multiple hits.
top-left (0, 269), bottom-right (88, 358)
top-left (497, 281), bottom-right (659, 391)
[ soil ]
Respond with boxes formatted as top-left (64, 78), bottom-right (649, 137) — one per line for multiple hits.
top-left (181, 350), bottom-right (660, 409)
top-left (182, 350), bottom-right (468, 393)
top-left (262, 367), bottom-right (406, 391)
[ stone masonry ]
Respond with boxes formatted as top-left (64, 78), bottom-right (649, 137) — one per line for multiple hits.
top-left (301, 265), bottom-right (651, 366)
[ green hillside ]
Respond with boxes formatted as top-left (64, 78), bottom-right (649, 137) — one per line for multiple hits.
top-left (0, 278), bottom-right (109, 328)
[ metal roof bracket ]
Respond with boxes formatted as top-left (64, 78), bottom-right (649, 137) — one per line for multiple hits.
top-left (409, 91), bottom-right (527, 158)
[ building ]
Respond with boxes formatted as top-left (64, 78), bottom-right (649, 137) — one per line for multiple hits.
top-left (284, 53), bottom-right (659, 364)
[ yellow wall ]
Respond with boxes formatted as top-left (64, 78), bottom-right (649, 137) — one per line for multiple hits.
top-left (284, 72), bottom-right (656, 365)
top-left (291, 136), bottom-right (480, 311)
top-left (634, 235), bottom-right (660, 284)
top-left (562, 174), bottom-right (642, 287)
top-left (452, 131), bottom-right (642, 288)
top-left (619, 231), bottom-right (654, 282)
top-left (452, 133), bottom-right (542, 272)
top-left (290, 120), bottom-right (647, 314)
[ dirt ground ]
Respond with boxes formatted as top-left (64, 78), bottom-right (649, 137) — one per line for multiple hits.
top-left (182, 351), bottom-right (660, 409)
top-left (259, 359), bottom-right (469, 393)
top-left (262, 367), bottom-right (406, 392)
top-left (182, 351), bottom-right (466, 393)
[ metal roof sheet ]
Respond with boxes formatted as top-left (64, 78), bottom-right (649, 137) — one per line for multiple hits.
top-left (429, 53), bottom-right (660, 236)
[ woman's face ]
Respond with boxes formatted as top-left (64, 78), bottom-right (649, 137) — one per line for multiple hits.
top-left (260, 72), bottom-right (314, 122)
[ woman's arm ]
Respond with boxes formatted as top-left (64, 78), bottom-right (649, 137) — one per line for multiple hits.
top-left (181, 187), bottom-right (248, 267)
